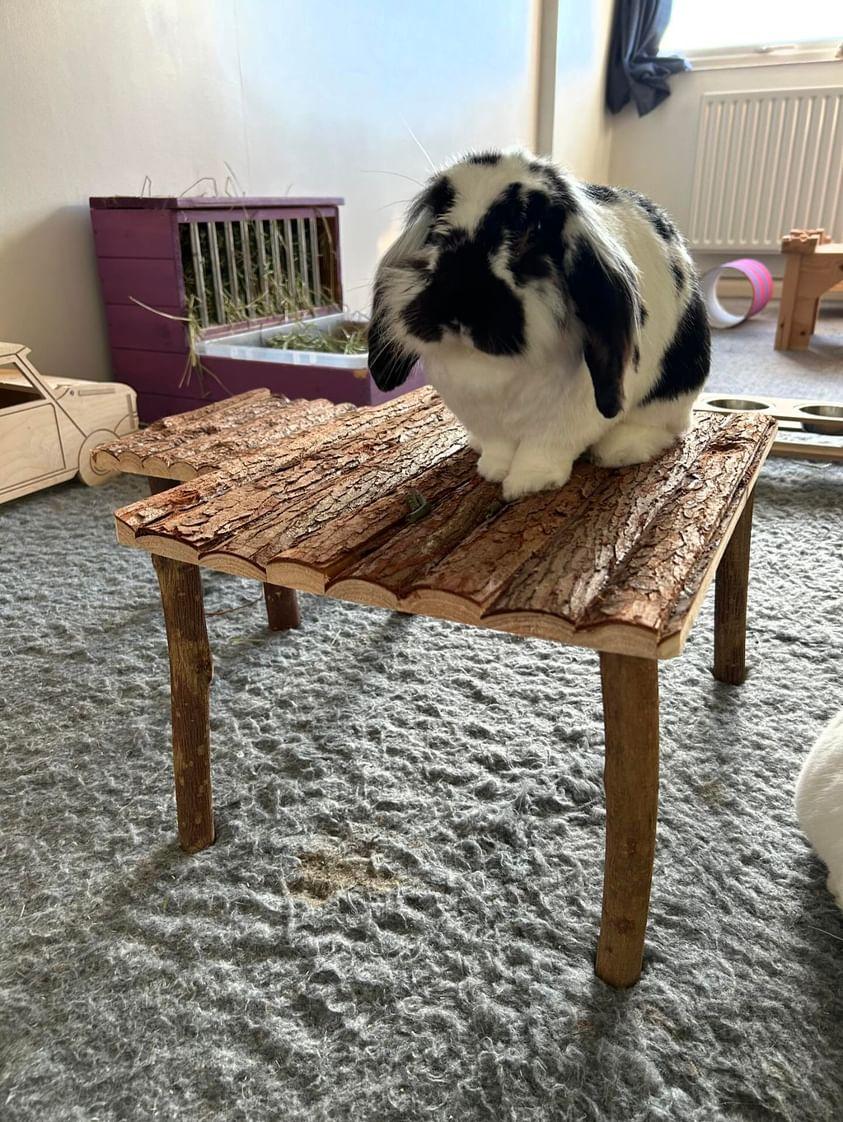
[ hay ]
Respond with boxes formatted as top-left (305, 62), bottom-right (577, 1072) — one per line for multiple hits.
top-left (266, 320), bottom-right (368, 355)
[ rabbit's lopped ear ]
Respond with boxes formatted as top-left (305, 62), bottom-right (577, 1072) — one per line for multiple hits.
top-left (565, 239), bottom-right (638, 419)
top-left (367, 178), bottom-right (453, 391)
top-left (367, 281), bottom-right (419, 391)
top-left (365, 178), bottom-right (451, 390)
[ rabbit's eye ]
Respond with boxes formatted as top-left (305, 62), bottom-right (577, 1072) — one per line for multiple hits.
top-left (511, 228), bottom-right (538, 257)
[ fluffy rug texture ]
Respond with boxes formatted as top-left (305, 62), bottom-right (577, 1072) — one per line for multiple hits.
top-left (706, 303), bottom-right (843, 400)
top-left (1, 316), bottom-right (842, 1121)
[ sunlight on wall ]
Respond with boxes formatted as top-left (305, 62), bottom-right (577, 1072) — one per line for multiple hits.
top-left (0, 0), bottom-right (536, 379)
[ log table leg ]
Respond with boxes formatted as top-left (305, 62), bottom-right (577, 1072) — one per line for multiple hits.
top-left (263, 584), bottom-right (301, 631)
top-left (596, 653), bottom-right (660, 988)
top-left (713, 491), bottom-right (754, 685)
top-left (147, 476), bottom-right (173, 496)
top-left (153, 555), bottom-right (215, 853)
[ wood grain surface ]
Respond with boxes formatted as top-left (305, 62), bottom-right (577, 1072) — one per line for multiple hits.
top-left (114, 388), bottom-right (777, 658)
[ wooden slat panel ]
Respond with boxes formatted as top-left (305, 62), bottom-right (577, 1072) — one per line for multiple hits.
top-left (90, 209), bottom-right (177, 258)
top-left (95, 394), bottom-right (351, 478)
top-left (96, 257), bottom-right (181, 306)
top-left (196, 426), bottom-right (468, 576)
top-left (488, 413), bottom-right (776, 640)
top-left (266, 448), bottom-right (481, 593)
top-left (114, 388), bottom-right (447, 534)
top-left (118, 403), bottom-right (462, 560)
top-left (112, 388), bottom-right (778, 657)
top-left (105, 305), bottom-right (186, 353)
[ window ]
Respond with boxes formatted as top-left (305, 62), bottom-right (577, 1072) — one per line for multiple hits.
top-left (662, 1), bottom-right (841, 56)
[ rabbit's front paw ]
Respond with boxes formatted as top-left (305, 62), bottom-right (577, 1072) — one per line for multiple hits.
top-left (591, 423), bottom-right (676, 468)
top-left (502, 460), bottom-right (572, 500)
top-left (477, 443), bottom-right (516, 482)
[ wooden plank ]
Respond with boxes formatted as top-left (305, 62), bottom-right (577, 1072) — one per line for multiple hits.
top-left (94, 393), bottom-right (355, 479)
top-left (119, 408), bottom-right (465, 575)
top-left (770, 440), bottom-right (843, 463)
top-left (449, 431), bottom-right (711, 627)
top-left (114, 388), bottom-right (447, 536)
top-left (96, 257), bottom-right (181, 307)
top-left (114, 391), bottom-right (778, 659)
top-left (105, 304), bottom-right (186, 353)
top-left (90, 208), bottom-right (177, 259)
top-left (266, 448), bottom-right (482, 593)
top-left (572, 414), bottom-right (776, 635)
top-left (326, 413), bottom-right (760, 634)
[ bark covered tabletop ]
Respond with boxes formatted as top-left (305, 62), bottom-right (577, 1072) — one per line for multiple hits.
top-left (113, 387), bottom-right (777, 660)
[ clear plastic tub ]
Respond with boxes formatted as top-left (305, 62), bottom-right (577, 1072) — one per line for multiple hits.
top-left (197, 314), bottom-right (369, 369)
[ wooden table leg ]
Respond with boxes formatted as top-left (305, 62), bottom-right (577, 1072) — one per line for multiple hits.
top-left (153, 555), bottom-right (215, 853)
top-left (714, 491), bottom-right (754, 685)
top-left (147, 476), bottom-right (173, 496)
top-left (263, 584), bottom-right (301, 631)
top-left (596, 653), bottom-right (660, 988)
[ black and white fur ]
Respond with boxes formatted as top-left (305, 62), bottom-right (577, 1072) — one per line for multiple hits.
top-left (795, 709), bottom-right (843, 911)
top-left (368, 149), bottom-right (710, 499)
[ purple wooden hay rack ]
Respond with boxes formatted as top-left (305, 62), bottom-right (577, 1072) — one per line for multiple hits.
top-left (90, 195), bottom-right (425, 422)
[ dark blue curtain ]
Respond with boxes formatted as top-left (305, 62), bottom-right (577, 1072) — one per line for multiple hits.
top-left (606, 0), bottom-right (690, 117)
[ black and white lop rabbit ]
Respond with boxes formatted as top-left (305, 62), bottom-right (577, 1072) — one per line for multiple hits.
top-left (796, 709), bottom-right (843, 911)
top-left (368, 149), bottom-right (710, 499)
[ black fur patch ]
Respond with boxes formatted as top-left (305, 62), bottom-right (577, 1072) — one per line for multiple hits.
top-left (402, 237), bottom-right (525, 356)
top-left (477, 184), bottom-right (524, 253)
top-left (671, 259), bottom-right (685, 292)
top-left (426, 176), bottom-right (456, 218)
top-left (644, 286), bottom-right (710, 403)
top-left (368, 286), bottom-right (420, 391)
top-left (621, 188), bottom-right (677, 242)
top-left (639, 304), bottom-right (649, 326)
top-left (567, 241), bottom-right (637, 418)
top-left (510, 242), bottom-right (551, 286)
top-left (537, 166), bottom-right (580, 215)
top-left (466, 151), bottom-right (501, 165)
top-left (409, 176), bottom-right (455, 225)
top-left (584, 182), bottom-right (620, 204)
top-left (633, 343), bottom-right (641, 369)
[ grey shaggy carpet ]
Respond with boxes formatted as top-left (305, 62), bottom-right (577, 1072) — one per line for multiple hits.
top-left (706, 303), bottom-right (843, 401)
top-left (2, 335), bottom-right (843, 1120)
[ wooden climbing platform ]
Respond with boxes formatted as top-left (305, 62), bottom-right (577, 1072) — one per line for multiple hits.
top-left (104, 387), bottom-right (777, 660)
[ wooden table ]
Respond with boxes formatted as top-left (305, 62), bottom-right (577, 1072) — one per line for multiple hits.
top-left (97, 388), bottom-right (777, 988)
top-left (776, 228), bottom-right (843, 350)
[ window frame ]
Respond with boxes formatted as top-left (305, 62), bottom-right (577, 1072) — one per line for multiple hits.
top-left (666, 38), bottom-right (842, 71)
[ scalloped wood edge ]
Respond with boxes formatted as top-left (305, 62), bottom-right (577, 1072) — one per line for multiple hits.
top-left (115, 415), bottom-right (775, 660)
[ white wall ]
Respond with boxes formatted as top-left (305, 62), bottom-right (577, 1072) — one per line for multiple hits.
top-left (608, 60), bottom-right (841, 272)
top-left (548, 0), bottom-right (615, 181)
top-left (0, 0), bottom-right (537, 381)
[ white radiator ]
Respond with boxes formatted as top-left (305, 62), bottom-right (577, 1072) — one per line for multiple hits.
top-left (688, 87), bottom-right (843, 252)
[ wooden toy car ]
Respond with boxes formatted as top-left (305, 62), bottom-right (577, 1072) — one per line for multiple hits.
top-left (1, 341), bottom-right (138, 504)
